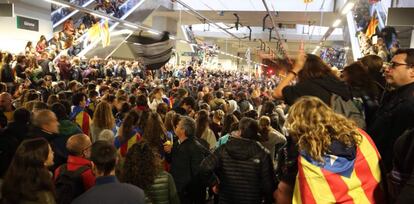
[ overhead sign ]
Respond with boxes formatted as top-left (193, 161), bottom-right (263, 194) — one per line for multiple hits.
top-left (16, 16), bottom-right (39, 32)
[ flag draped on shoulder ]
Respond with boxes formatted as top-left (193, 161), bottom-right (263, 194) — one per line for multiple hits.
top-left (293, 129), bottom-right (384, 204)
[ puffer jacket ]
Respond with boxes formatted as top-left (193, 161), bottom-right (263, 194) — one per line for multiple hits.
top-left (200, 137), bottom-right (277, 204)
top-left (145, 171), bottom-right (180, 204)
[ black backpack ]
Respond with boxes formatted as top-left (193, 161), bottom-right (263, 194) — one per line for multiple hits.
top-left (55, 164), bottom-right (89, 204)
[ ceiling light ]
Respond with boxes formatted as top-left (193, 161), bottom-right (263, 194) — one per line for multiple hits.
top-left (179, 40), bottom-right (188, 44)
top-left (44, 0), bottom-right (69, 8)
top-left (332, 19), bottom-right (342, 27)
top-left (123, 23), bottom-right (137, 29)
top-left (341, 2), bottom-right (355, 15)
top-left (169, 36), bottom-right (175, 40)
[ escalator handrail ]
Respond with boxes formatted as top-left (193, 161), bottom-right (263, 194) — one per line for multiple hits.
top-left (51, 0), bottom-right (77, 16)
top-left (52, 0), bottom-right (95, 28)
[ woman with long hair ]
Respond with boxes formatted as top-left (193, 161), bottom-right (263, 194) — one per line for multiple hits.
top-left (210, 109), bottom-right (224, 140)
top-left (195, 110), bottom-right (216, 150)
top-left (1, 53), bottom-right (15, 92)
top-left (36, 35), bottom-right (48, 53)
top-left (216, 114), bottom-right (239, 148)
top-left (142, 112), bottom-right (168, 155)
top-left (342, 61), bottom-right (380, 126)
top-left (275, 96), bottom-right (383, 204)
top-left (91, 101), bottom-right (116, 142)
top-left (1, 138), bottom-right (56, 204)
top-left (121, 141), bottom-right (180, 204)
top-left (273, 53), bottom-right (351, 106)
top-left (114, 109), bottom-right (142, 157)
top-left (25, 41), bottom-right (35, 55)
top-left (149, 87), bottom-right (165, 111)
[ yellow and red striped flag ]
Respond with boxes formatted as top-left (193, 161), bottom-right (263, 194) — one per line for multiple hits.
top-left (365, 17), bottom-right (379, 38)
top-left (293, 129), bottom-right (385, 204)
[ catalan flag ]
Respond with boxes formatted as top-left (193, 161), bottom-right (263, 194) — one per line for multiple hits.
top-left (70, 106), bottom-right (92, 136)
top-left (114, 128), bottom-right (143, 157)
top-left (293, 129), bottom-right (385, 204)
top-left (365, 17), bottom-right (379, 38)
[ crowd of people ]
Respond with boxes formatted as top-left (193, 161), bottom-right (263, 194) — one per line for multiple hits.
top-left (353, 1), bottom-right (399, 62)
top-left (1, 28), bottom-right (414, 204)
top-left (52, 0), bottom-right (125, 24)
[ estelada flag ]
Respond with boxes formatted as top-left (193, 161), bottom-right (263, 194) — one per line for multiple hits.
top-left (293, 129), bottom-right (385, 204)
top-left (365, 17), bottom-right (379, 38)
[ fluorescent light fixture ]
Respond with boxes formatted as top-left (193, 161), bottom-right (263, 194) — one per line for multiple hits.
top-left (179, 40), bottom-right (188, 44)
top-left (341, 2), bottom-right (355, 15)
top-left (332, 19), bottom-right (342, 27)
top-left (148, 30), bottom-right (160, 35)
top-left (124, 23), bottom-right (138, 29)
top-left (45, 0), bottom-right (69, 8)
top-left (92, 13), bottom-right (109, 20)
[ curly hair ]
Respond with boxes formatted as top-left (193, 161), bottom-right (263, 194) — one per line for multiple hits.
top-left (285, 96), bottom-right (361, 162)
top-left (121, 141), bottom-right (161, 191)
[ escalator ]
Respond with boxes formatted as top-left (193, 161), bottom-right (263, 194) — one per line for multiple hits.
top-left (78, 0), bottom-right (163, 59)
top-left (52, 0), bottom-right (96, 30)
top-left (346, 10), bottom-right (363, 61)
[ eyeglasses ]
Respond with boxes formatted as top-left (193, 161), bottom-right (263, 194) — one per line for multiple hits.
top-left (384, 61), bottom-right (410, 69)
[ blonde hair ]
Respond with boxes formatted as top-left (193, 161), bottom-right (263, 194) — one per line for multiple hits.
top-left (92, 101), bottom-right (115, 129)
top-left (285, 96), bottom-right (361, 162)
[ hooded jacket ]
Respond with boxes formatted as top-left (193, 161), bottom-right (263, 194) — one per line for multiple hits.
top-left (200, 137), bottom-right (276, 204)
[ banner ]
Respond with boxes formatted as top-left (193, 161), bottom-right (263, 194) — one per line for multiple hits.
top-left (101, 20), bottom-right (110, 47)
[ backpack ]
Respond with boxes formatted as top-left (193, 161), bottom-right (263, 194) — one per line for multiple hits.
top-left (55, 164), bottom-right (89, 204)
top-left (330, 93), bottom-right (366, 129)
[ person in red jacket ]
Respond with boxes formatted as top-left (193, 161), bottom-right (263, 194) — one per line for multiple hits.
top-left (54, 133), bottom-right (95, 190)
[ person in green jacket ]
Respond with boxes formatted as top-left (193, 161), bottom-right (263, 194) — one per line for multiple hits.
top-left (121, 141), bottom-right (180, 204)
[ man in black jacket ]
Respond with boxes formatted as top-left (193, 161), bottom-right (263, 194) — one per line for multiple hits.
top-left (368, 49), bottom-right (414, 172)
top-left (200, 117), bottom-right (277, 204)
top-left (165, 116), bottom-right (206, 204)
